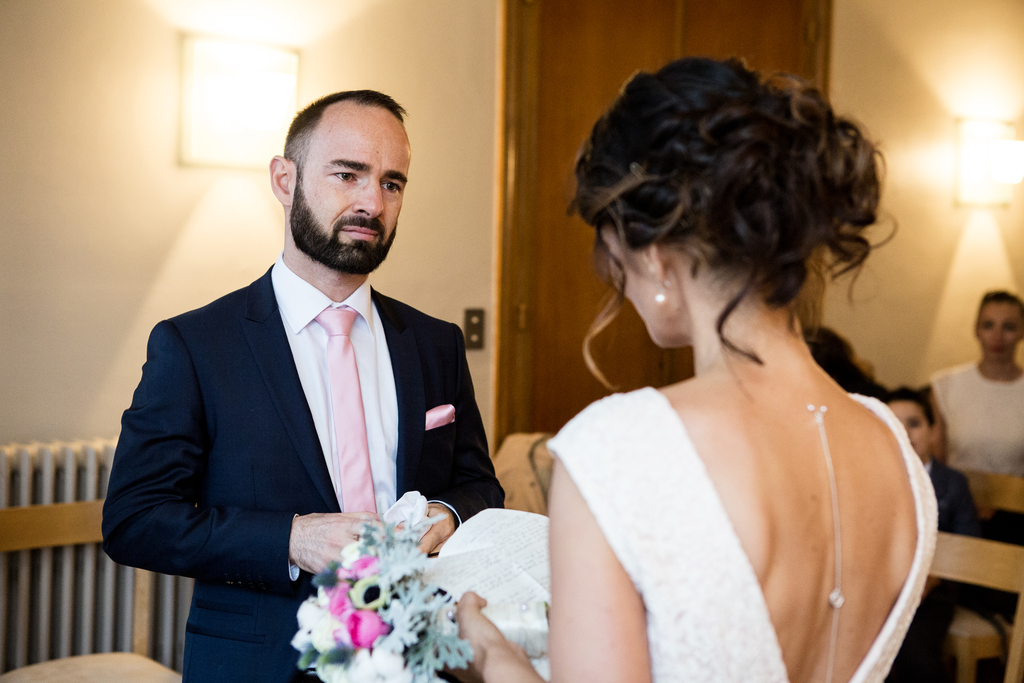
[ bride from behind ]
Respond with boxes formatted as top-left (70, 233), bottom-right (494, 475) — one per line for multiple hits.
top-left (456, 57), bottom-right (937, 683)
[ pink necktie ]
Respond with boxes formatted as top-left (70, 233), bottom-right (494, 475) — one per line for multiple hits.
top-left (315, 306), bottom-right (376, 513)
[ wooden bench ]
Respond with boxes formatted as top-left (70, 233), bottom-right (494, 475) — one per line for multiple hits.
top-left (0, 501), bottom-right (179, 682)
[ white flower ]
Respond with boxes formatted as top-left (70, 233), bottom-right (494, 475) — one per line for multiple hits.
top-left (345, 648), bottom-right (412, 683)
top-left (371, 648), bottom-right (412, 683)
top-left (291, 627), bottom-right (313, 653)
top-left (292, 598), bottom-right (324, 652)
top-left (291, 624), bottom-right (314, 653)
top-left (347, 649), bottom-right (377, 683)
top-left (341, 542), bottom-right (366, 568)
top-left (298, 599), bottom-right (323, 630)
top-left (320, 663), bottom-right (352, 683)
top-left (311, 614), bottom-right (345, 653)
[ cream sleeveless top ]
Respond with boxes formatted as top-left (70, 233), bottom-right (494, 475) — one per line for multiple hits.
top-left (932, 363), bottom-right (1024, 476)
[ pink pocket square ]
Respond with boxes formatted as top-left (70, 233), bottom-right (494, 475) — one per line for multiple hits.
top-left (425, 404), bottom-right (456, 430)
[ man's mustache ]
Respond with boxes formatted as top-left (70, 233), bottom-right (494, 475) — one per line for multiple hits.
top-left (332, 215), bottom-right (385, 238)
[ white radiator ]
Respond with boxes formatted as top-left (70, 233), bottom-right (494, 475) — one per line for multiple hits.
top-left (0, 440), bottom-right (193, 674)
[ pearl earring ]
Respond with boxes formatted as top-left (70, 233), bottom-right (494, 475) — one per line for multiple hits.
top-left (654, 280), bottom-right (670, 304)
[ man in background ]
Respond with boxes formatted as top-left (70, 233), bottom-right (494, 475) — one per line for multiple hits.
top-left (102, 90), bottom-right (503, 683)
top-left (886, 386), bottom-right (980, 683)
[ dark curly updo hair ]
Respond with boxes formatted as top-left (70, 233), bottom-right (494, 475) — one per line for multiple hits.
top-left (574, 57), bottom-right (882, 371)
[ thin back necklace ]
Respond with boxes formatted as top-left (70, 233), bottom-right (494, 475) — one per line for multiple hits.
top-left (809, 404), bottom-right (844, 683)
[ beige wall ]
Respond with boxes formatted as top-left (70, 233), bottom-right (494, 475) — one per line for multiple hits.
top-left (0, 0), bottom-right (500, 446)
top-left (11, 0), bottom-right (1019, 447)
top-left (826, 0), bottom-right (1024, 387)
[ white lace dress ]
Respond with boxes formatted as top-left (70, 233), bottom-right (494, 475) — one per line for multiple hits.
top-left (547, 388), bottom-right (937, 683)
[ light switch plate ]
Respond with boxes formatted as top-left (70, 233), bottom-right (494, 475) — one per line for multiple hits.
top-left (464, 308), bottom-right (485, 350)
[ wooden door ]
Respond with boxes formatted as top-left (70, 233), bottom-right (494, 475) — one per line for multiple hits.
top-left (495, 0), bottom-right (832, 445)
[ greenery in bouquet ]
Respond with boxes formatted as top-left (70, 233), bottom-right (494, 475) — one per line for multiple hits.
top-left (292, 519), bottom-right (472, 683)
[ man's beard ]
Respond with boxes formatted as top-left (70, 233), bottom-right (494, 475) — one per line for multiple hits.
top-left (289, 178), bottom-right (397, 276)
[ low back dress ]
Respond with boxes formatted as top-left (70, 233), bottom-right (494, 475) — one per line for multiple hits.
top-left (548, 388), bottom-right (938, 683)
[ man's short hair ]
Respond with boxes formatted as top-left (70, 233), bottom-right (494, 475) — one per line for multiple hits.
top-left (284, 90), bottom-right (407, 170)
top-left (885, 386), bottom-right (934, 425)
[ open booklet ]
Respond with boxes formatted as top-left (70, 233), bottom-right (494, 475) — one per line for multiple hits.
top-left (423, 508), bottom-right (551, 679)
top-left (425, 508), bottom-right (550, 601)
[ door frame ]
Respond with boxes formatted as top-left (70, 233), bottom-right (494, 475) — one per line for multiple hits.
top-left (494, 0), bottom-right (541, 447)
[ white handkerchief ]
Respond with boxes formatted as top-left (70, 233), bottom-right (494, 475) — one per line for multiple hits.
top-left (382, 491), bottom-right (429, 537)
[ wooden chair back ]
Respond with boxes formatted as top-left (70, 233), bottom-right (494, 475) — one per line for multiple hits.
top-left (960, 469), bottom-right (1024, 515)
top-left (492, 432), bottom-right (554, 515)
top-left (0, 501), bottom-right (153, 656)
top-left (932, 531), bottom-right (1024, 683)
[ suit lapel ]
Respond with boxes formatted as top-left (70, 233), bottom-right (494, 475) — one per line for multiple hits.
top-left (374, 290), bottom-right (423, 496)
top-left (241, 269), bottom-right (340, 512)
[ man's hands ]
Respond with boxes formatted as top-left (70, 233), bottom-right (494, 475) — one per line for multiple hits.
top-left (289, 512), bottom-right (378, 574)
top-left (289, 503), bottom-right (455, 574)
top-left (418, 503), bottom-right (456, 555)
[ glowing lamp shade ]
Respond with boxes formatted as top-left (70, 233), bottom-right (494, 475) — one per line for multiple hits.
top-left (180, 37), bottom-right (298, 168)
top-left (991, 140), bottom-right (1024, 184)
top-left (956, 119), bottom-right (1023, 206)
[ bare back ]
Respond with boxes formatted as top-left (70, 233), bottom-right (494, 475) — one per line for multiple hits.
top-left (662, 360), bottom-right (918, 683)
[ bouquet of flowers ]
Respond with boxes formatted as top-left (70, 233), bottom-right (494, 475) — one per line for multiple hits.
top-left (292, 519), bottom-right (472, 683)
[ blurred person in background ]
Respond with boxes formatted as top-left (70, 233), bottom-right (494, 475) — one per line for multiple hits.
top-left (931, 291), bottom-right (1024, 621)
top-left (931, 291), bottom-right (1024, 477)
top-left (805, 326), bottom-right (887, 399)
top-left (885, 387), bottom-right (980, 683)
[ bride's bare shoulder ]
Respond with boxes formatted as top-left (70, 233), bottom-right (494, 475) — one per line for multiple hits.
top-left (657, 373), bottom-right (741, 420)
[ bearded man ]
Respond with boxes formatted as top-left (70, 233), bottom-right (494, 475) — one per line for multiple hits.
top-left (102, 91), bottom-right (503, 683)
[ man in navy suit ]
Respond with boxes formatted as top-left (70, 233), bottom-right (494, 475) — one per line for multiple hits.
top-left (102, 90), bottom-right (503, 683)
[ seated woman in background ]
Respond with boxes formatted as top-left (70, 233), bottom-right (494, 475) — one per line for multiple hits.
top-left (931, 290), bottom-right (1024, 476)
top-left (885, 387), bottom-right (980, 683)
top-left (932, 291), bottom-right (1024, 619)
top-left (457, 57), bottom-right (936, 683)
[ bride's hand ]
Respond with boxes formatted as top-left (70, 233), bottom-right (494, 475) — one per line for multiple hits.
top-left (454, 592), bottom-right (530, 683)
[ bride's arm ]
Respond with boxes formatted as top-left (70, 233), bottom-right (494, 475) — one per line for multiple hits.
top-left (456, 460), bottom-right (652, 683)
top-left (455, 592), bottom-right (539, 683)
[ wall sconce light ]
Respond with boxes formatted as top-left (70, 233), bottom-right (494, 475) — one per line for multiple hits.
top-left (180, 36), bottom-right (299, 169)
top-left (990, 140), bottom-right (1024, 184)
top-left (957, 119), bottom-right (1024, 206)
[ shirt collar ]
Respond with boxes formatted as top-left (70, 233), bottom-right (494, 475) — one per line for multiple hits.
top-left (272, 254), bottom-right (375, 334)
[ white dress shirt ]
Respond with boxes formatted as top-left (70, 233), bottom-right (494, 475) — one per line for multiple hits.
top-left (271, 256), bottom-right (399, 514)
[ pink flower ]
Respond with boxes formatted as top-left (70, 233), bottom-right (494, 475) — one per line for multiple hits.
top-left (344, 608), bottom-right (390, 649)
top-left (337, 556), bottom-right (381, 581)
top-left (327, 586), bottom-right (354, 618)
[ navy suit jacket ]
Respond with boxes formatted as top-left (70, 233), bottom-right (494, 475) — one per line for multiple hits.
top-left (929, 459), bottom-right (981, 537)
top-left (102, 269), bottom-right (503, 683)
